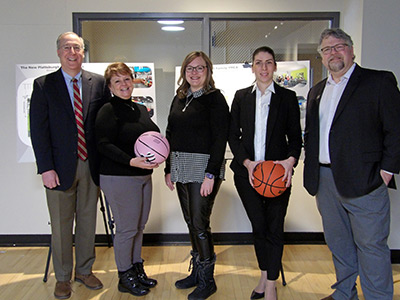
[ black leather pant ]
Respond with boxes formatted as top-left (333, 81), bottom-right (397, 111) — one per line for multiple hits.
top-left (176, 178), bottom-right (222, 261)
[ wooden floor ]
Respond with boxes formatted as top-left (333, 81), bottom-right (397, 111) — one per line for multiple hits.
top-left (0, 245), bottom-right (399, 300)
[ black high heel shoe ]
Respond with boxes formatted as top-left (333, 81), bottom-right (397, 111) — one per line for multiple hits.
top-left (250, 290), bottom-right (265, 299)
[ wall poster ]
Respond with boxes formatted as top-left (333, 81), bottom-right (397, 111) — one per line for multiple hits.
top-left (16, 62), bottom-right (156, 163)
top-left (175, 61), bottom-right (310, 157)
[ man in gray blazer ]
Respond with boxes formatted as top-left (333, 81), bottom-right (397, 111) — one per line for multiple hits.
top-left (304, 28), bottom-right (400, 300)
top-left (30, 32), bottom-right (109, 299)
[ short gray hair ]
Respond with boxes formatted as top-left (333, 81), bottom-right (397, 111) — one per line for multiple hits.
top-left (318, 28), bottom-right (353, 49)
top-left (56, 32), bottom-right (85, 50)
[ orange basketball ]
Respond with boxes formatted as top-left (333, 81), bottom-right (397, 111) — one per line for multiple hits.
top-left (252, 161), bottom-right (287, 197)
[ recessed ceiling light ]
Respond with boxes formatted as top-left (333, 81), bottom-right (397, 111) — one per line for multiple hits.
top-left (157, 20), bottom-right (184, 25)
top-left (161, 26), bottom-right (185, 32)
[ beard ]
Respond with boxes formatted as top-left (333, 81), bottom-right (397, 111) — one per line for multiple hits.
top-left (328, 57), bottom-right (345, 73)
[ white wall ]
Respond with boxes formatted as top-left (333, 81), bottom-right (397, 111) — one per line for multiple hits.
top-left (361, 0), bottom-right (400, 249)
top-left (2, 0), bottom-right (399, 248)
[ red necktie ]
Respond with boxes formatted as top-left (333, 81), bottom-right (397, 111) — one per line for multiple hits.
top-left (72, 78), bottom-right (88, 161)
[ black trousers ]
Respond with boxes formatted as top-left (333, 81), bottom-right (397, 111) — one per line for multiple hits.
top-left (234, 174), bottom-right (290, 280)
top-left (176, 179), bottom-right (222, 261)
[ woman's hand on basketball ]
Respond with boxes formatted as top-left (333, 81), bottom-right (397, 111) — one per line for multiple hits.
top-left (273, 157), bottom-right (296, 187)
top-left (165, 173), bottom-right (175, 191)
top-left (244, 159), bottom-right (262, 187)
top-left (130, 157), bottom-right (159, 169)
top-left (200, 177), bottom-right (214, 197)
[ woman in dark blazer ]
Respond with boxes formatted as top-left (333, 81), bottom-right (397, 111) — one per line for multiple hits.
top-left (228, 46), bottom-right (302, 300)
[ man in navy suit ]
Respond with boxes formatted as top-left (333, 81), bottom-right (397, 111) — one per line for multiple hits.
top-left (30, 32), bottom-right (109, 299)
top-left (303, 28), bottom-right (400, 300)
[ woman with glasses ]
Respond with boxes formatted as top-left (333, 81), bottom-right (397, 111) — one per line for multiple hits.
top-left (164, 51), bottom-right (229, 300)
top-left (228, 46), bottom-right (302, 300)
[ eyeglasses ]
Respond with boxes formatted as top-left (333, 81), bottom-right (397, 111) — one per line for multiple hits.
top-left (186, 65), bottom-right (206, 73)
top-left (61, 44), bottom-right (83, 52)
top-left (319, 43), bottom-right (348, 55)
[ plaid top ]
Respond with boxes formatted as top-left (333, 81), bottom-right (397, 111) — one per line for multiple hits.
top-left (170, 151), bottom-right (226, 183)
top-left (165, 87), bottom-right (230, 183)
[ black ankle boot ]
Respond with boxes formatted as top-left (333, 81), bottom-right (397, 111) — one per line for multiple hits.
top-left (175, 251), bottom-right (199, 289)
top-left (133, 261), bottom-right (158, 288)
top-left (188, 254), bottom-right (217, 300)
top-left (118, 268), bottom-right (149, 296)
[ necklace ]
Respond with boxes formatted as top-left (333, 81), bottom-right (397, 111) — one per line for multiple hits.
top-left (124, 102), bottom-right (135, 111)
top-left (182, 95), bottom-right (194, 112)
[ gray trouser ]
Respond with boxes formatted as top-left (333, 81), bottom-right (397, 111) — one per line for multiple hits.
top-left (316, 166), bottom-right (393, 300)
top-left (100, 174), bottom-right (152, 272)
top-left (46, 159), bottom-right (99, 281)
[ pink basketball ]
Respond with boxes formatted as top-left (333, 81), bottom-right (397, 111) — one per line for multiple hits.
top-left (134, 131), bottom-right (170, 164)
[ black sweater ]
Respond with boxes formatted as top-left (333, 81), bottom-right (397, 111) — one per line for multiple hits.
top-left (95, 96), bottom-right (159, 176)
top-left (165, 89), bottom-right (230, 175)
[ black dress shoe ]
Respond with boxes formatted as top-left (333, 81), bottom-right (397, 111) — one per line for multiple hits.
top-left (321, 296), bottom-right (334, 300)
top-left (250, 290), bottom-right (265, 299)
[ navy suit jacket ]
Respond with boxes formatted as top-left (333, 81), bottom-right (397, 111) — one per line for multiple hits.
top-left (303, 64), bottom-right (400, 197)
top-left (30, 68), bottom-right (110, 190)
top-left (228, 83), bottom-right (302, 178)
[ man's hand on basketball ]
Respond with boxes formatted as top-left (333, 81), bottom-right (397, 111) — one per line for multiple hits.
top-left (273, 157), bottom-right (296, 187)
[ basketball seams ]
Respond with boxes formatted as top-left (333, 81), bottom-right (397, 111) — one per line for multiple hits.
top-left (252, 161), bottom-right (287, 197)
top-left (137, 139), bottom-right (167, 159)
top-left (147, 133), bottom-right (170, 152)
top-left (134, 131), bottom-right (170, 163)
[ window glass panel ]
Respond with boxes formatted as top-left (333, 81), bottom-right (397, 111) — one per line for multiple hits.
top-left (210, 20), bottom-right (330, 84)
top-left (79, 15), bottom-right (335, 131)
top-left (82, 20), bottom-right (202, 131)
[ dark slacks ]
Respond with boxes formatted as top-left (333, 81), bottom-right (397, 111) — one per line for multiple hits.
top-left (176, 179), bottom-right (222, 261)
top-left (234, 174), bottom-right (290, 280)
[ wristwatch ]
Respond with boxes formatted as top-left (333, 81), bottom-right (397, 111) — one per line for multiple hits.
top-left (205, 173), bottom-right (215, 179)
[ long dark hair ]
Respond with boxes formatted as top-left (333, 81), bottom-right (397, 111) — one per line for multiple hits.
top-left (252, 46), bottom-right (277, 66)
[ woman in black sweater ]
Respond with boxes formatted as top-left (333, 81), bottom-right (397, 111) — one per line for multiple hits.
top-left (95, 62), bottom-right (159, 297)
top-left (164, 51), bottom-right (230, 300)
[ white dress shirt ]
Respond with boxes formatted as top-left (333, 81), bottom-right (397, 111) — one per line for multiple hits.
top-left (253, 82), bottom-right (275, 161)
top-left (319, 63), bottom-right (356, 163)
